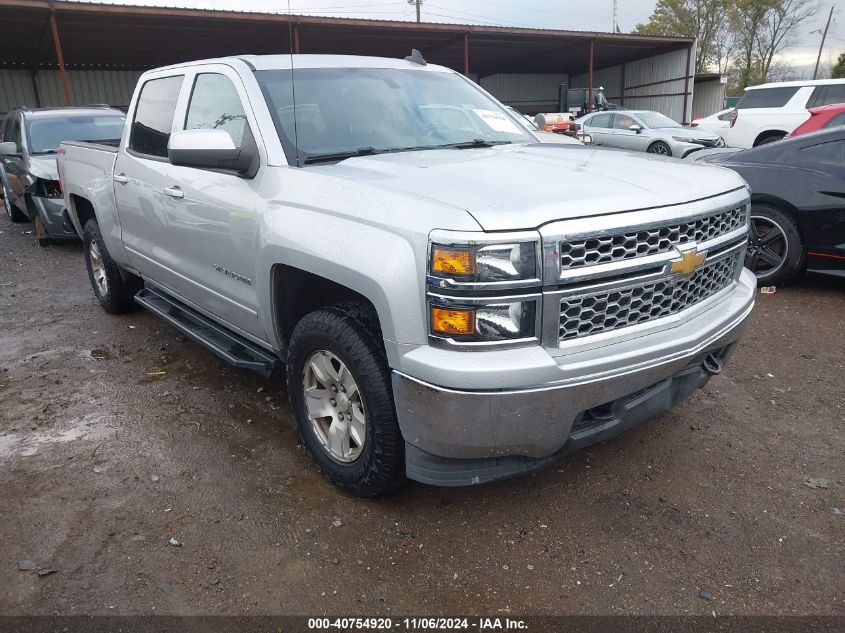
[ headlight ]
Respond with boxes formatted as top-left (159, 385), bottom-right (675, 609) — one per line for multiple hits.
top-left (429, 232), bottom-right (541, 288)
top-left (429, 297), bottom-right (538, 344)
top-left (36, 178), bottom-right (62, 198)
top-left (671, 136), bottom-right (698, 144)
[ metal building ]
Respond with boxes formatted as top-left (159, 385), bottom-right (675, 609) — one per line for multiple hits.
top-left (0, 0), bottom-right (697, 122)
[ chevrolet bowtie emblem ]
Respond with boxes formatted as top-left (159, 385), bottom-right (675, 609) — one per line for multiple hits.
top-left (671, 249), bottom-right (707, 276)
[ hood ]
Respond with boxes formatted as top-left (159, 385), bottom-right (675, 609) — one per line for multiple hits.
top-left (27, 154), bottom-right (59, 180)
top-left (312, 144), bottom-right (746, 231)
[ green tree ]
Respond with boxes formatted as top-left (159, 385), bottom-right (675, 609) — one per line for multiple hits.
top-left (634, 0), bottom-right (725, 73)
top-left (833, 52), bottom-right (845, 79)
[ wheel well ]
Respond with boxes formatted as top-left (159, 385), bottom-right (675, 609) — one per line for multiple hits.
top-left (70, 195), bottom-right (96, 231)
top-left (752, 130), bottom-right (786, 147)
top-left (271, 264), bottom-right (383, 348)
top-left (750, 194), bottom-right (803, 237)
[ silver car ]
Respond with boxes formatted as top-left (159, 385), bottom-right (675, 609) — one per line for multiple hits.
top-left (0, 106), bottom-right (125, 245)
top-left (577, 109), bottom-right (724, 158)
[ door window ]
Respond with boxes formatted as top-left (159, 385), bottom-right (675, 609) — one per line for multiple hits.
top-left (612, 114), bottom-right (638, 130)
top-left (809, 84), bottom-right (845, 108)
top-left (184, 73), bottom-right (250, 148)
top-left (717, 111), bottom-right (732, 121)
top-left (588, 113), bottom-right (612, 128)
top-left (129, 75), bottom-right (184, 158)
top-left (737, 87), bottom-right (799, 109)
top-left (822, 112), bottom-right (845, 129)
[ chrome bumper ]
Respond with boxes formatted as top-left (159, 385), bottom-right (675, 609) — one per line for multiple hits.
top-left (393, 268), bottom-right (755, 485)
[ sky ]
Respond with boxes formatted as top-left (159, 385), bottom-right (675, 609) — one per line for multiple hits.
top-left (80, 0), bottom-right (845, 76)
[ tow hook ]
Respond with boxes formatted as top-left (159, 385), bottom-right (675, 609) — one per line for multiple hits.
top-left (703, 353), bottom-right (723, 376)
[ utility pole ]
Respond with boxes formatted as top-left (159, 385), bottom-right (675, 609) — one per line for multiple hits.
top-left (613, 0), bottom-right (619, 33)
top-left (407, 0), bottom-right (422, 23)
top-left (813, 5), bottom-right (834, 79)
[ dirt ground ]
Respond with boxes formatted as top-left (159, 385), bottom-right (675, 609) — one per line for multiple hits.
top-left (0, 212), bottom-right (842, 618)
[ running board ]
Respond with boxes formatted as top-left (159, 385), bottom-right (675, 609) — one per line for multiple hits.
top-left (134, 287), bottom-right (280, 378)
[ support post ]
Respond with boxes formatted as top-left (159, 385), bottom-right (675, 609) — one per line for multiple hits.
top-left (588, 39), bottom-right (594, 112)
top-left (49, 12), bottom-right (72, 106)
top-left (293, 22), bottom-right (300, 54)
top-left (682, 44), bottom-right (692, 124)
top-left (463, 33), bottom-right (469, 77)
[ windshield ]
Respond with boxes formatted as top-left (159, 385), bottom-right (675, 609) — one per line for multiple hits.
top-left (256, 67), bottom-right (532, 163)
top-left (637, 112), bottom-right (682, 129)
top-left (26, 114), bottom-right (126, 154)
top-left (505, 106), bottom-right (540, 132)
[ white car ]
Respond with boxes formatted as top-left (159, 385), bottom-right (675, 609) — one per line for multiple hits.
top-left (723, 78), bottom-right (845, 148)
top-left (690, 108), bottom-right (733, 142)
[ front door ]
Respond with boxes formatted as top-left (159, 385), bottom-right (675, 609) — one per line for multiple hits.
top-left (160, 68), bottom-right (264, 341)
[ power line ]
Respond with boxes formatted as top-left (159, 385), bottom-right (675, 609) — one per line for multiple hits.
top-left (425, 4), bottom-right (534, 27)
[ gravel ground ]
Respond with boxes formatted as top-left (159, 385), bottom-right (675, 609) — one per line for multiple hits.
top-left (0, 211), bottom-right (842, 617)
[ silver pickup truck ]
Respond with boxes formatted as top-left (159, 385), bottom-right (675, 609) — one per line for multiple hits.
top-left (58, 54), bottom-right (756, 496)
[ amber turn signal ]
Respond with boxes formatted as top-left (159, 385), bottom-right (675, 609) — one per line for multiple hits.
top-left (431, 307), bottom-right (475, 335)
top-left (431, 247), bottom-right (476, 277)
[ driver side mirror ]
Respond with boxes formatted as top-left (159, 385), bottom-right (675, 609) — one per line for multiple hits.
top-left (629, 124), bottom-right (643, 134)
top-left (168, 129), bottom-right (256, 177)
top-left (0, 141), bottom-right (20, 156)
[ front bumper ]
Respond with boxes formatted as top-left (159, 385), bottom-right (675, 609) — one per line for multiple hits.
top-left (393, 268), bottom-right (756, 486)
top-left (31, 196), bottom-right (77, 239)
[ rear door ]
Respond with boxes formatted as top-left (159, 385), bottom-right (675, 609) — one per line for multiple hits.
top-left (584, 112), bottom-right (613, 146)
top-left (160, 65), bottom-right (266, 340)
top-left (114, 73), bottom-right (185, 285)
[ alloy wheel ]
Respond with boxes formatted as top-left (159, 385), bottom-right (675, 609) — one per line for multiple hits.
top-left (302, 350), bottom-right (366, 463)
top-left (88, 239), bottom-right (109, 297)
top-left (745, 215), bottom-right (788, 278)
top-left (649, 143), bottom-right (670, 156)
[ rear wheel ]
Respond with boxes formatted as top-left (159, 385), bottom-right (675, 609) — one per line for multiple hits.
top-left (82, 219), bottom-right (141, 313)
top-left (647, 141), bottom-right (672, 156)
top-left (286, 304), bottom-right (405, 497)
top-left (745, 204), bottom-right (804, 285)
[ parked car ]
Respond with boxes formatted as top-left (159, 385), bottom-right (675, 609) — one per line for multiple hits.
top-left (788, 102), bottom-right (845, 137)
top-left (577, 109), bottom-right (723, 157)
top-left (690, 107), bottom-right (733, 141)
top-left (58, 54), bottom-right (755, 496)
top-left (691, 127), bottom-right (845, 284)
top-left (504, 106), bottom-right (582, 144)
top-left (724, 79), bottom-right (845, 148)
top-left (0, 106), bottom-right (125, 245)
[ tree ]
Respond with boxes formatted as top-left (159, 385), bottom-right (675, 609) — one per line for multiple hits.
top-left (634, 0), bottom-right (725, 73)
top-left (833, 52), bottom-right (845, 79)
top-left (755, 0), bottom-right (817, 82)
top-left (730, 0), bottom-right (774, 90)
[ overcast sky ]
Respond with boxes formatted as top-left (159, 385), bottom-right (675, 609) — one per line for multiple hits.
top-left (82, 0), bottom-right (844, 74)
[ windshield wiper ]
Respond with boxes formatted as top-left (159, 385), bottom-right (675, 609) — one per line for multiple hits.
top-left (303, 147), bottom-right (382, 165)
top-left (444, 139), bottom-right (512, 149)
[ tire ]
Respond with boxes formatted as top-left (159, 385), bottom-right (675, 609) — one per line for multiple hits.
top-left (745, 204), bottom-right (804, 285)
top-left (2, 179), bottom-right (27, 223)
top-left (647, 141), bottom-right (672, 156)
top-left (754, 132), bottom-right (785, 147)
top-left (286, 304), bottom-right (405, 497)
top-left (34, 214), bottom-right (53, 247)
top-left (82, 219), bottom-right (141, 313)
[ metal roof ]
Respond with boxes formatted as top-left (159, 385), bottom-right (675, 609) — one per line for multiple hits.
top-left (0, 0), bottom-right (694, 75)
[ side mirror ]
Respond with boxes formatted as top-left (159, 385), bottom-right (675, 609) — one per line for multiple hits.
top-left (0, 141), bottom-right (20, 156)
top-left (168, 129), bottom-right (255, 176)
top-left (629, 124), bottom-right (643, 134)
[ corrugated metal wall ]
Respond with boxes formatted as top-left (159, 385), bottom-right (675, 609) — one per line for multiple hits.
top-left (691, 77), bottom-right (727, 119)
top-left (480, 73), bottom-right (568, 115)
top-left (570, 47), bottom-right (695, 123)
top-left (1, 69), bottom-right (142, 113)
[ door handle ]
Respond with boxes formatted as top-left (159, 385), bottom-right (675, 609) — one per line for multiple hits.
top-left (164, 186), bottom-right (184, 199)
top-left (113, 173), bottom-right (128, 184)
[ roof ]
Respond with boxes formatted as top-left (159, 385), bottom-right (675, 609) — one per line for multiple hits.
top-left (0, 0), bottom-right (694, 76)
top-left (12, 106), bottom-right (125, 118)
top-left (746, 78), bottom-right (845, 90)
top-left (155, 54), bottom-right (454, 73)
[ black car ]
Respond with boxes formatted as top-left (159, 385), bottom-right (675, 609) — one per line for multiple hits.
top-left (693, 127), bottom-right (845, 284)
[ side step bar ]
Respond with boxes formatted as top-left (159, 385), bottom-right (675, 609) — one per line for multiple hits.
top-left (134, 287), bottom-right (281, 379)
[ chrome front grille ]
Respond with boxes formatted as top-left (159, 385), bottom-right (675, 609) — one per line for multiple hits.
top-left (560, 205), bottom-right (746, 270)
top-left (559, 251), bottom-right (741, 341)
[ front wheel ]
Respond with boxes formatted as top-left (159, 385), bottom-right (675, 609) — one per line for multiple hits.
top-left (82, 219), bottom-right (141, 313)
top-left (745, 204), bottom-right (804, 285)
top-left (286, 305), bottom-right (405, 497)
top-left (647, 141), bottom-right (672, 156)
